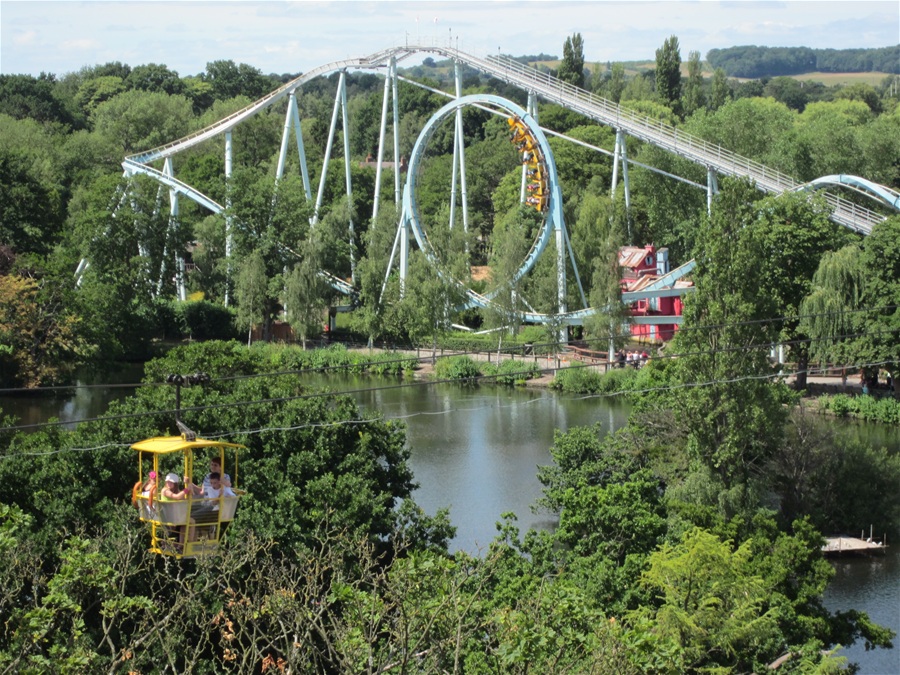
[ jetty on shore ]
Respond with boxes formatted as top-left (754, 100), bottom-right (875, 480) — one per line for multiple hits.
top-left (823, 535), bottom-right (887, 556)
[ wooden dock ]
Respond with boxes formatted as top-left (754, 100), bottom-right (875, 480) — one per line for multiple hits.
top-left (822, 536), bottom-right (887, 556)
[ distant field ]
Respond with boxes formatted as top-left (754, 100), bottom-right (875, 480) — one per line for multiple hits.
top-left (785, 71), bottom-right (891, 85)
top-left (533, 60), bottom-right (890, 87)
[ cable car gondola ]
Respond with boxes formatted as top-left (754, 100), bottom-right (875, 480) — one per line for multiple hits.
top-left (131, 431), bottom-right (246, 559)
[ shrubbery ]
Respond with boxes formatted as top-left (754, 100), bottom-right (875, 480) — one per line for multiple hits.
top-left (817, 393), bottom-right (900, 425)
top-left (433, 355), bottom-right (481, 380)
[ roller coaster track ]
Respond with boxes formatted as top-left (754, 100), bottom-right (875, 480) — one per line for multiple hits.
top-left (118, 44), bottom-right (894, 326)
top-left (127, 44), bottom-right (887, 236)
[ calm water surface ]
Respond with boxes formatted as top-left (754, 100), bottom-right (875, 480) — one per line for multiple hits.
top-left (3, 371), bottom-right (897, 671)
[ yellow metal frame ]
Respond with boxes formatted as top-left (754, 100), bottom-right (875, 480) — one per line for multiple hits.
top-left (132, 435), bottom-right (246, 559)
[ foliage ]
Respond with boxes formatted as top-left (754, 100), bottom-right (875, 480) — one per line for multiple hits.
top-left (557, 33), bottom-right (586, 88)
top-left (433, 355), bottom-right (481, 380)
top-left (655, 35), bottom-right (682, 114)
top-left (668, 179), bottom-right (790, 488)
top-left (707, 45), bottom-right (900, 78)
top-left (768, 406), bottom-right (900, 534)
top-left (816, 393), bottom-right (900, 425)
top-left (481, 358), bottom-right (541, 385)
top-left (172, 299), bottom-right (239, 341)
top-left (0, 273), bottom-right (89, 387)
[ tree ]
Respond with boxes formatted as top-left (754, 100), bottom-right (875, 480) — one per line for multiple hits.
top-left (0, 148), bottom-right (65, 255)
top-left (203, 60), bottom-right (275, 101)
top-left (681, 50), bottom-right (705, 117)
top-left (655, 35), bottom-right (682, 113)
top-left (0, 274), bottom-right (88, 387)
top-left (557, 33), bottom-right (585, 88)
top-left (751, 191), bottom-right (850, 390)
top-left (0, 74), bottom-right (76, 127)
top-left (284, 235), bottom-right (329, 349)
top-left (484, 206), bottom-right (535, 353)
top-left (125, 63), bottom-right (186, 96)
top-left (708, 67), bottom-right (730, 111)
top-left (234, 249), bottom-right (268, 345)
top-left (634, 528), bottom-right (781, 673)
top-left (90, 89), bottom-right (194, 154)
top-left (606, 62), bottom-right (626, 104)
top-left (582, 195), bottom-right (630, 357)
top-left (669, 178), bottom-right (789, 489)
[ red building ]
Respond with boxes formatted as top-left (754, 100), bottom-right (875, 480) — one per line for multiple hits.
top-left (618, 245), bottom-right (692, 343)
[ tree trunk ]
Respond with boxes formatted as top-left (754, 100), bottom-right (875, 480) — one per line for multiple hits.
top-left (793, 351), bottom-right (808, 391)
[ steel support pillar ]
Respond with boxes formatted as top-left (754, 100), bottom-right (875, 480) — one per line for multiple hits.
top-left (707, 166), bottom-right (718, 216)
top-left (314, 71), bottom-right (347, 223)
top-left (392, 60), bottom-right (401, 207)
top-left (372, 59), bottom-right (393, 221)
top-left (224, 130), bottom-right (233, 306)
top-left (340, 76), bottom-right (355, 280)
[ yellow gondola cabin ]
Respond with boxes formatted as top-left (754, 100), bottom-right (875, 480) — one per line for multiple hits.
top-left (131, 434), bottom-right (246, 559)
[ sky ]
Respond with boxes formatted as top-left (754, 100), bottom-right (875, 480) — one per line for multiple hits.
top-left (1, 0), bottom-right (898, 78)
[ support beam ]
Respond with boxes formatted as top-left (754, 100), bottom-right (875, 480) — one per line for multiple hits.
top-left (340, 75), bottom-right (355, 280)
top-left (314, 71), bottom-right (346, 224)
top-left (372, 62), bottom-right (392, 221)
top-left (224, 130), bottom-right (234, 306)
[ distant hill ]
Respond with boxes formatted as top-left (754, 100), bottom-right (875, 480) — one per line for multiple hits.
top-left (707, 45), bottom-right (900, 78)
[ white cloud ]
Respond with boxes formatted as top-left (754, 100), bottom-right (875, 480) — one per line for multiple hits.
top-left (1, 0), bottom-right (896, 76)
top-left (12, 29), bottom-right (38, 46)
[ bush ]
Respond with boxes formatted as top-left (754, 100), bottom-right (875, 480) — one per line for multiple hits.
top-left (434, 356), bottom-right (481, 380)
top-left (174, 300), bottom-right (239, 341)
top-left (552, 365), bottom-right (604, 393)
top-left (817, 393), bottom-right (900, 425)
top-left (483, 358), bottom-right (542, 386)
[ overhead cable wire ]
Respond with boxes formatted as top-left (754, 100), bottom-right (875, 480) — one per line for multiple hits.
top-left (1, 356), bottom-right (894, 464)
top-left (0, 302), bottom-right (895, 398)
top-left (1, 322), bottom-right (897, 434)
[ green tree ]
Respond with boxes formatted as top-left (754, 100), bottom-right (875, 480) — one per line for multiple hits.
top-left (484, 206), bottom-right (535, 352)
top-left (0, 148), bottom-right (65, 255)
top-left (558, 33), bottom-right (586, 88)
top-left (582, 195), bottom-right (630, 356)
top-left (0, 274), bottom-right (88, 387)
top-left (284, 234), bottom-right (329, 349)
top-left (0, 74), bottom-right (76, 127)
top-left (681, 50), bottom-right (705, 117)
top-left (655, 35), bottom-right (682, 113)
top-left (607, 62), bottom-right (626, 104)
top-left (709, 68), bottom-right (730, 111)
top-left (203, 60), bottom-right (275, 101)
top-left (90, 89), bottom-right (194, 154)
top-left (125, 63), bottom-right (186, 96)
top-left (634, 528), bottom-right (781, 673)
top-left (751, 191), bottom-right (850, 390)
top-left (234, 249), bottom-right (269, 345)
top-left (669, 179), bottom-right (789, 489)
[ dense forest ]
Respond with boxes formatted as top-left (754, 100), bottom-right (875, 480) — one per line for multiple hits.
top-left (1, 33), bottom-right (900, 672)
top-left (707, 45), bottom-right (900, 78)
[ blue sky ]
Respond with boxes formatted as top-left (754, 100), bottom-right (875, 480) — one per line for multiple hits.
top-left (2, 1), bottom-right (898, 77)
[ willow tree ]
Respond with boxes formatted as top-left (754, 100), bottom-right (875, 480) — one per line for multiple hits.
top-left (798, 244), bottom-right (865, 373)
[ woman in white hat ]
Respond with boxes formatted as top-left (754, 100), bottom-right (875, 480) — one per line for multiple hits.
top-left (160, 473), bottom-right (196, 547)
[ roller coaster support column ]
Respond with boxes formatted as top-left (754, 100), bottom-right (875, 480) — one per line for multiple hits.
top-left (224, 131), bottom-right (233, 306)
top-left (450, 64), bottom-right (461, 229)
top-left (372, 59), bottom-right (393, 221)
top-left (160, 157), bottom-right (186, 301)
top-left (611, 129), bottom-right (632, 240)
top-left (392, 59), bottom-right (401, 207)
top-left (340, 75), bottom-right (355, 280)
top-left (707, 167), bottom-right (718, 216)
top-left (314, 71), bottom-right (347, 224)
top-left (450, 61), bottom-right (469, 238)
top-left (276, 92), bottom-right (311, 200)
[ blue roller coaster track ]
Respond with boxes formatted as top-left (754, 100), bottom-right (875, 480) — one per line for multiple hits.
top-left (107, 42), bottom-right (896, 327)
